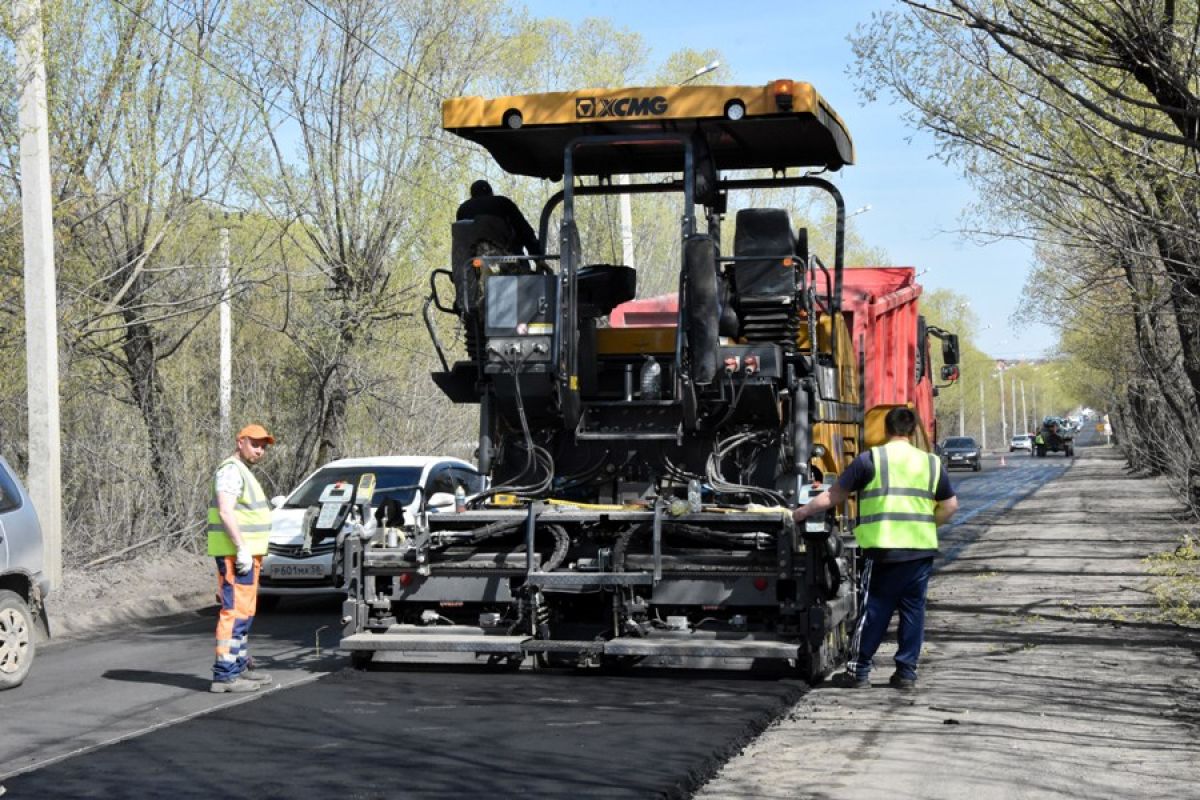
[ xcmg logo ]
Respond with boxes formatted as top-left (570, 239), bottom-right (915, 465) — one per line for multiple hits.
top-left (575, 95), bottom-right (668, 118)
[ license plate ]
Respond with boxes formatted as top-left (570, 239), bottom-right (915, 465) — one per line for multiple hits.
top-left (269, 563), bottom-right (327, 579)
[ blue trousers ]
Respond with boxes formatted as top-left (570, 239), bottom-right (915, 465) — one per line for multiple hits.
top-left (849, 556), bottom-right (934, 680)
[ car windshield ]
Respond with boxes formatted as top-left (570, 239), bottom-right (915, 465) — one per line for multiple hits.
top-left (944, 438), bottom-right (976, 448)
top-left (284, 466), bottom-right (424, 509)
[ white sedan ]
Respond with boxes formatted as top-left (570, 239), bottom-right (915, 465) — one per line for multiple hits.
top-left (258, 456), bottom-right (481, 605)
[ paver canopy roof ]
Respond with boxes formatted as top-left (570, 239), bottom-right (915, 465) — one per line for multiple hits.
top-left (443, 80), bottom-right (854, 180)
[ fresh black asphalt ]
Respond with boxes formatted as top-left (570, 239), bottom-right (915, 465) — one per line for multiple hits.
top-left (4, 667), bottom-right (804, 799)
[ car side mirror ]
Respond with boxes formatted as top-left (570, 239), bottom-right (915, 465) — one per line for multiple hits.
top-left (940, 365), bottom-right (959, 382)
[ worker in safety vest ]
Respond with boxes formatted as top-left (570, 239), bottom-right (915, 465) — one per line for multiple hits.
top-left (207, 423), bottom-right (275, 693)
top-left (793, 407), bottom-right (958, 690)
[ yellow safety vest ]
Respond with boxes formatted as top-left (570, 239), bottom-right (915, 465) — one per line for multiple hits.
top-left (207, 456), bottom-right (272, 556)
top-left (854, 441), bottom-right (941, 550)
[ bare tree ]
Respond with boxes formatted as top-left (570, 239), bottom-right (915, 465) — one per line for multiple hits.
top-left (853, 1), bottom-right (1200, 503)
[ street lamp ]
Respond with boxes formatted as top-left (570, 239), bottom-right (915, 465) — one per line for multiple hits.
top-left (679, 60), bottom-right (721, 85)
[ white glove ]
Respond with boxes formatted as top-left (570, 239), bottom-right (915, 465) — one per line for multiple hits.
top-left (235, 548), bottom-right (254, 576)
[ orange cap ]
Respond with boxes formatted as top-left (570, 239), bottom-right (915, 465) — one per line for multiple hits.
top-left (237, 423), bottom-right (275, 445)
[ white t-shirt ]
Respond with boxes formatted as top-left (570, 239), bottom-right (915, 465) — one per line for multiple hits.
top-left (215, 462), bottom-right (245, 498)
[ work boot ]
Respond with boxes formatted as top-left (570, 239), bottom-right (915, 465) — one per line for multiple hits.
top-left (889, 673), bottom-right (917, 691)
top-left (831, 671), bottom-right (870, 689)
top-left (241, 668), bottom-right (273, 683)
top-left (209, 677), bottom-right (261, 694)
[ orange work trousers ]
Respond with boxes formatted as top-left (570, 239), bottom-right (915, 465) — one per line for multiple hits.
top-left (213, 555), bottom-right (260, 682)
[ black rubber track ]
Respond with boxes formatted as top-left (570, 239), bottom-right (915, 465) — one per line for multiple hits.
top-left (5, 667), bottom-right (806, 799)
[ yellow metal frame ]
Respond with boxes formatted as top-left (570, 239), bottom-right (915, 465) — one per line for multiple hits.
top-left (444, 81), bottom-right (845, 131)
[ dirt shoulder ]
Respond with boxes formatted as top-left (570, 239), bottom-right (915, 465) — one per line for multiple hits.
top-left (697, 447), bottom-right (1200, 800)
top-left (44, 550), bottom-right (215, 641)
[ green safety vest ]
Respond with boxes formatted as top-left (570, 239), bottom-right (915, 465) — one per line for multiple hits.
top-left (207, 456), bottom-right (272, 556)
top-left (855, 441), bottom-right (941, 550)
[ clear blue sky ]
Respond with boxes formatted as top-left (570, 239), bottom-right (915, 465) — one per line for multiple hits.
top-left (520, 0), bottom-right (1053, 360)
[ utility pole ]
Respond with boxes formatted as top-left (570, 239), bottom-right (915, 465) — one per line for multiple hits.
top-left (16, 0), bottom-right (62, 590)
top-left (979, 379), bottom-right (986, 450)
top-left (618, 175), bottom-right (634, 268)
top-left (219, 227), bottom-right (232, 446)
top-left (998, 370), bottom-right (1008, 446)
top-left (1021, 380), bottom-right (1028, 435)
top-left (958, 388), bottom-right (965, 436)
top-left (1011, 376), bottom-right (1018, 441)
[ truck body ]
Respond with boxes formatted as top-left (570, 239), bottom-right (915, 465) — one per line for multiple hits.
top-left (337, 80), bottom-right (957, 678)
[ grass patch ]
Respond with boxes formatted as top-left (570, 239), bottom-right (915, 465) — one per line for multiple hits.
top-left (1144, 534), bottom-right (1200, 625)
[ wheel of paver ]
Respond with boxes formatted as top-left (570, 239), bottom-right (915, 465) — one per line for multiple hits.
top-left (350, 649), bottom-right (374, 670)
top-left (0, 590), bottom-right (35, 690)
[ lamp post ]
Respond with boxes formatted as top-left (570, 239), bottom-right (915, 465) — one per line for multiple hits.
top-left (678, 59), bottom-right (721, 85)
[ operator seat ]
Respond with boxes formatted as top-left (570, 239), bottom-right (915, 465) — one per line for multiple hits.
top-left (577, 264), bottom-right (636, 318)
top-left (732, 208), bottom-right (801, 344)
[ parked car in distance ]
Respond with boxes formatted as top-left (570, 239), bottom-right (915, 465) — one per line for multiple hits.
top-left (0, 456), bottom-right (51, 689)
top-left (941, 436), bottom-right (982, 472)
top-left (259, 456), bottom-right (482, 606)
top-left (1010, 434), bottom-right (1034, 452)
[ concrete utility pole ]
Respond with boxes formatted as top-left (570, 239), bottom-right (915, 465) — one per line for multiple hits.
top-left (1021, 381), bottom-right (1028, 435)
top-left (958, 388), bottom-right (965, 436)
top-left (219, 227), bottom-right (232, 446)
top-left (979, 379), bottom-right (986, 450)
top-left (16, 0), bottom-right (63, 589)
top-left (618, 175), bottom-right (634, 268)
top-left (1011, 377), bottom-right (1018, 441)
top-left (998, 370), bottom-right (1008, 446)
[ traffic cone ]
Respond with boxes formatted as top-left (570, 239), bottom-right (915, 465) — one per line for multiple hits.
top-left (1000, 454), bottom-right (1007, 467)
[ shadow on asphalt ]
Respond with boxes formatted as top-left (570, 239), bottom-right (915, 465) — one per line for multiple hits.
top-left (103, 669), bottom-right (212, 692)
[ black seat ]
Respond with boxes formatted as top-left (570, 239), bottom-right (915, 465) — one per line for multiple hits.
top-left (732, 209), bottom-right (801, 345)
top-left (732, 208), bottom-right (798, 297)
top-left (577, 264), bottom-right (636, 318)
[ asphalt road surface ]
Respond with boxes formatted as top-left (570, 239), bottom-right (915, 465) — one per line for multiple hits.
top-left (1, 448), bottom-right (1078, 799)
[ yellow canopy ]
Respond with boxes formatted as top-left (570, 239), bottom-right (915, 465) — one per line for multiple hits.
top-left (443, 80), bottom-right (854, 180)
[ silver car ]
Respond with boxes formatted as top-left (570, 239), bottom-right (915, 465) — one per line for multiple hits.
top-left (0, 456), bottom-right (51, 689)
